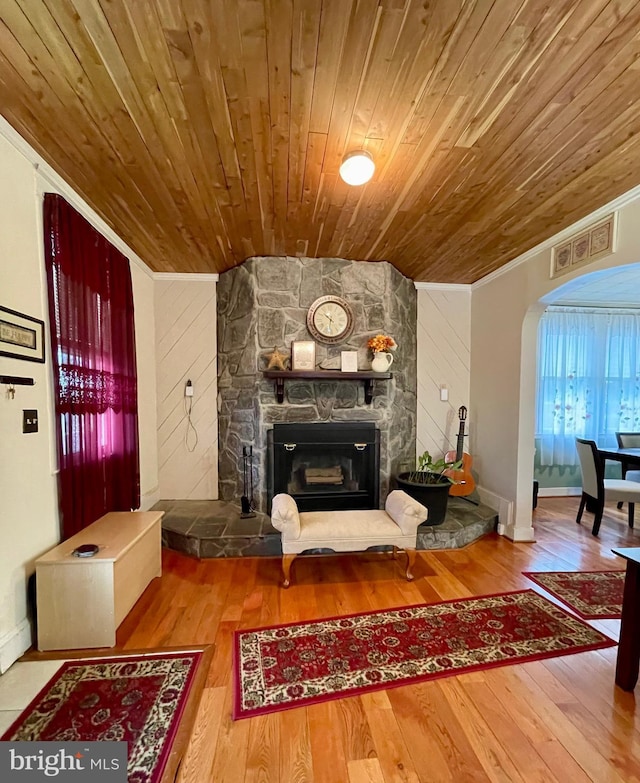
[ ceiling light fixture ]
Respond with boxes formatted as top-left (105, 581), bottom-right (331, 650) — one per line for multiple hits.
top-left (339, 150), bottom-right (375, 186)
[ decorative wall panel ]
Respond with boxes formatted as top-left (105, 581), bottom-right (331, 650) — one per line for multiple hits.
top-left (416, 287), bottom-right (471, 460)
top-left (155, 280), bottom-right (218, 499)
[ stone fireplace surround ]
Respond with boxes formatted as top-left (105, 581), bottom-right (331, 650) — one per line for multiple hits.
top-left (216, 256), bottom-right (417, 512)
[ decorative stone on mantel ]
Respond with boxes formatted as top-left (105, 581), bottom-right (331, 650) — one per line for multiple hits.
top-left (217, 256), bottom-right (417, 511)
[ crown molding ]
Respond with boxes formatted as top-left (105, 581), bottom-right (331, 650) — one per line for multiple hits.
top-left (472, 184), bottom-right (640, 290)
top-left (0, 116), bottom-right (155, 280)
top-left (414, 282), bottom-right (471, 292)
top-left (154, 272), bottom-right (219, 282)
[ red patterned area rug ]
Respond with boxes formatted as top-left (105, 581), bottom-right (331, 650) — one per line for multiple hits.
top-left (1, 649), bottom-right (209, 783)
top-left (524, 570), bottom-right (625, 619)
top-left (233, 590), bottom-right (615, 719)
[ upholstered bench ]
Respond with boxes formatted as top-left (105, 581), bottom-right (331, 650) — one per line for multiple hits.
top-left (270, 490), bottom-right (428, 587)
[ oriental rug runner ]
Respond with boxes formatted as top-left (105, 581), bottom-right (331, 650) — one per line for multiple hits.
top-left (233, 589), bottom-right (615, 719)
top-left (1, 649), bottom-right (207, 783)
top-left (523, 569), bottom-right (625, 619)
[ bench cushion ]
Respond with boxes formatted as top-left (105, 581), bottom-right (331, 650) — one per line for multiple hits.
top-left (298, 509), bottom-right (399, 539)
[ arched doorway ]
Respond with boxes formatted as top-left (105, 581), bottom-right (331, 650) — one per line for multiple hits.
top-left (521, 262), bottom-right (640, 533)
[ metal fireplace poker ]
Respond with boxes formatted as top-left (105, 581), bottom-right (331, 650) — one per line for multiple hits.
top-left (240, 445), bottom-right (257, 518)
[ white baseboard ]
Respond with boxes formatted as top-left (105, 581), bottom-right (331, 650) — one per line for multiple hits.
top-left (538, 487), bottom-right (581, 497)
top-left (477, 486), bottom-right (513, 536)
top-left (140, 487), bottom-right (160, 511)
top-left (0, 619), bottom-right (32, 674)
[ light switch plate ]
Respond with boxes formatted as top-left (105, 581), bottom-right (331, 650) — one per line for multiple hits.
top-left (23, 409), bottom-right (38, 433)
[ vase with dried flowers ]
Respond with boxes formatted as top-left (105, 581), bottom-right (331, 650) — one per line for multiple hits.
top-left (367, 334), bottom-right (397, 372)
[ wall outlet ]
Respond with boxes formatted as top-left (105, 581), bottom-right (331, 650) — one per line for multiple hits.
top-left (185, 380), bottom-right (194, 397)
top-left (23, 409), bottom-right (38, 433)
top-left (439, 386), bottom-right (449, 401)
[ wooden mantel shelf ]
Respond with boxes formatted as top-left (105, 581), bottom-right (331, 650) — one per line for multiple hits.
top-left (263, 369), bottom-right (392, 405)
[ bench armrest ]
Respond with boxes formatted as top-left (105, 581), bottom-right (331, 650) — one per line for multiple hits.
top-left (270, 493), bottom-right (301, 540)
top-left (385, 490), bottom-right (428, 533)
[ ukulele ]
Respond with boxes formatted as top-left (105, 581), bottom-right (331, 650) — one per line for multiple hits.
top-left (444, 406), bottom-right (476, 497)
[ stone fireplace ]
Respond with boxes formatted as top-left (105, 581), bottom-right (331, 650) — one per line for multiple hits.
top-left (217, 256), bottom-right (417, 511)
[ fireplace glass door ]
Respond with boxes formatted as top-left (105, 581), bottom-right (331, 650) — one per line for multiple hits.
top-left (268, 422), bottom-right (380, 512)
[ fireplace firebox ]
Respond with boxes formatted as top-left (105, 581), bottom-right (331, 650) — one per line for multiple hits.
top-left (267, 422), bottom-right (380, 512)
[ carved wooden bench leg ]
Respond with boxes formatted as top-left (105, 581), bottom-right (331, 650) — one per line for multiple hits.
top-left (282, 553), bottom-right (297, 588)
top-left (405, 548), bottom-right (416, 581)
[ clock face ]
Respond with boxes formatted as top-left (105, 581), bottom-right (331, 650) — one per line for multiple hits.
top-left (307, 296), bottom-right (354, 344)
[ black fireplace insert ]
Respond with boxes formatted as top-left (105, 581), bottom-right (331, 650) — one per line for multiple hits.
top-left (267, 422), bottom-right (380, 512)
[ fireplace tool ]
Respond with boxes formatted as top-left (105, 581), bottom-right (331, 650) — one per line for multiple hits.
top-left (240, 445), bottom-right (256, 518)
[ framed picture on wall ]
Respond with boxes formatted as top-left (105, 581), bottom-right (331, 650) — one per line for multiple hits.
top-left (550, 213), bottom-right (616, 279)
top-left (551, 242), bottom-right (572, 275)
top-left (0, 306), bottom-right (45, 363)
top-left (291, 341), bottom-right (316, 371)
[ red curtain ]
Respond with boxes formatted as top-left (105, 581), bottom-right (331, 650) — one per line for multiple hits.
top-left (44, 193), bottom-right (140, 539)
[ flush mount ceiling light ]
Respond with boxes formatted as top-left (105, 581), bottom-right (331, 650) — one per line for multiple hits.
top-left (339, 150), bottom-right (375, 186)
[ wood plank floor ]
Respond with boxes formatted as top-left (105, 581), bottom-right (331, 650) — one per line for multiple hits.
top-left (114, 497), bottom-right (640, 782)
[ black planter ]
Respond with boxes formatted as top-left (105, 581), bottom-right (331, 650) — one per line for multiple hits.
top-left (396, 473), bottom-right (451, 526)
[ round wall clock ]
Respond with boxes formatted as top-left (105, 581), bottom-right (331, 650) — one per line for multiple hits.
top-left (306, 295), bottom-right (355, 344)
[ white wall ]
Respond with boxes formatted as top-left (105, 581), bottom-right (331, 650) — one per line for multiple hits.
top-left (415, 285), bottom-right (471, 459)
top-left (0, 134), bottom-right (58, 671)
top-left (471, 192), bottom-right (640, 541)
top-left (155, 279), bottom-right (218, 499)
top-left (0, 120), bottom-right (159, 670)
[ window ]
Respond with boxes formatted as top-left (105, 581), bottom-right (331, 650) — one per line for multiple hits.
top-left (536, 307), bottom-right (640, 466)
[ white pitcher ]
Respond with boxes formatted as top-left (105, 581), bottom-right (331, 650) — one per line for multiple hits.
top-left (371, 352), bottom-right (393, 372)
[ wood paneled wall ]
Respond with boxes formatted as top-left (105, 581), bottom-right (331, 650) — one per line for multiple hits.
top-left (155, 279), bottom-right (218, 500)
top-left (416, 285), bottom-right (471, 460)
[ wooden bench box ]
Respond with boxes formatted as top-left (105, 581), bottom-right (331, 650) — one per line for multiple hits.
top-left (35, 511), bottom-right (163, 651)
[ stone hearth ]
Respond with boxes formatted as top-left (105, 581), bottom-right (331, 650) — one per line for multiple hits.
top-left (155, 497), bottom-right (498, 559)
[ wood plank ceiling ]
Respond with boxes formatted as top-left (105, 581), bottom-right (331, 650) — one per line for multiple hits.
top-left (2, 1), bottom-right (640, 282)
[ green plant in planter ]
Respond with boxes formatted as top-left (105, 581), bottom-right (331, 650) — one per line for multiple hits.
top-left (407, 451), bottom-right (463, 485)
top-left (396, 451), bottom-right (465, 527)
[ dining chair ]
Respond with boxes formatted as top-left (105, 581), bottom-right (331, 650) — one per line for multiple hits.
top-left (613, 432), bottom-right (640, 510)
top-left (615, 432), bottom-right (640, 482)
top-left (575, 437), bottom-right (640, 536)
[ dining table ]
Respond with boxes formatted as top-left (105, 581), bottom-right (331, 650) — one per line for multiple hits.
top-left (612, 547), bottom-right (640, 690)
top-left (597, 446), bottom-right (640, 468)
top-left (597, 447), bottom-right (640, 690)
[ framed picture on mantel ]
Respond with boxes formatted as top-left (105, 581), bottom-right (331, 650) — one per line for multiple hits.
top-left (340, 351), bottom-right (358, 372)
top-left (291, 341), bottom-right (316, 371)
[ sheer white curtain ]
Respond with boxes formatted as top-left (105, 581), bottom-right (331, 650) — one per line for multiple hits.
top-left (536, 307), bottom-right (640, 466)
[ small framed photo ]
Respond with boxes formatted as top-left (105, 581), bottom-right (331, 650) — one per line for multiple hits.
top-left (590, 221), bottom-right (612, 255)
top-left (291, 340), bottom-right (316, 371)
top-left (0, 305), bottom-right (45, 363)
top-left (571, 233), bottom-right (590, 264)
top-left (340, 351), bottom-right (358, 372)
top-left (551, 242), bottom-right (572, 276)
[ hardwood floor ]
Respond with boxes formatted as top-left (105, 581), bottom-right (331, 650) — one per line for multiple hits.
top-left (115, 497), bottom-right (640, 783)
